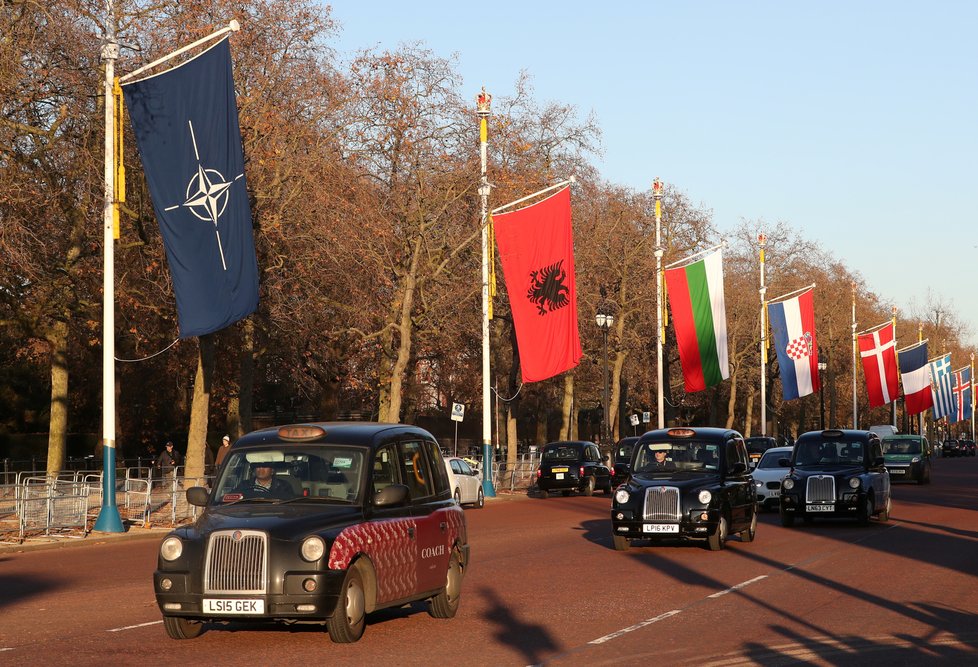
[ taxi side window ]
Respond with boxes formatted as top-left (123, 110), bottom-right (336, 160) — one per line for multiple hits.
top-left (400, 440), bottom-right (433, 500)
top-left (372, 444), bottom-right (402, 495)
top-left (425, 440), bottom-right (450, 495)
top-left (733, 439), bottom-right (749, 467)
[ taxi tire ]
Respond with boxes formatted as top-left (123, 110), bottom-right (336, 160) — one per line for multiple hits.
top-left (857, 495), bottom-right (873, 526)
top-left (707, 514), bottom-right (728, 551)
top-left (878, 496), bottom-right (891, 522)
top-left (741, 509), bottom-right (757, 543)
top-left (612, 534), bottom-right (629, 551)
top-left (454, 489), bottom-right (461, 505)
top-left (163, 616), bottom-right (203, 640)
top-left (327, 566), bottom-right (366, 643)
top-left (475, 487), bottom-right (484, 509)
top-left (428, 551), bottom-right (463, 618)
top-left (583, 476), bottom-right (595, 497)
top-left (779, 508), bottom-right (794, 527)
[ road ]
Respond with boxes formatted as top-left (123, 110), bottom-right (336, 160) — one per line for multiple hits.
top-left (1, 456), bottom-right (976, 666)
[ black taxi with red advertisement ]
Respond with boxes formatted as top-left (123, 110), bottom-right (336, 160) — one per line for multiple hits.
top-left (610, 427), bottom-right (758, 551)
top-left (153, 423), bottom-right (468, 643)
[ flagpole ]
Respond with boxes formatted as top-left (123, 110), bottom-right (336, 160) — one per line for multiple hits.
top-left (851, 283), bottom-right (858, 429)
top-left (768, 283), bottom-right (816, 305)
top-left (93, 0), bottom-right (124, 533)
top-left (919, 322), bottom-right (923, 436)
top-left (490, 178), bottom-right (575, 215)
top-left (476, 89), bottom-right (496, 498)
top-left (758, 233), bottom-right (767, 437)
top-left (119, 20), bottom-right (240, 84)
top-left (653, 178), bottom-right (665, 429)
top-left (891, 307), bottom-right (898, 429)
top-left (971, 353), bottom-right (975, 442)
top-left (664, 241), bottom-right (725, 270)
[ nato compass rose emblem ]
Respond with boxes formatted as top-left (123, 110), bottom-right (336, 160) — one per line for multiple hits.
top-left (163, 120), bottom-right (244, 271)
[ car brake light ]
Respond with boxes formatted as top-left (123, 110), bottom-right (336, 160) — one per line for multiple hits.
top-left (580, 466), bottom-right (585, 477)
top-left (536, 469), bottom-right (541, 479)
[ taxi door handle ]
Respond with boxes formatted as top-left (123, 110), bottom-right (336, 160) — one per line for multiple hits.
top-left (408, 527), bottom-right (415, 539)
top-left (439, 521), bottom-right (447, 532)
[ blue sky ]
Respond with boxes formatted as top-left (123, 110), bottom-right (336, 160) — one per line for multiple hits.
top-left (331, 1), bottom-right (978, 344)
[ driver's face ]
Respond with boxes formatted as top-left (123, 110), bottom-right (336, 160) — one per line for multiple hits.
top-left (654, 451), bottom-right (667, 460)
top-left (255, 465), bottom-right (273, 482)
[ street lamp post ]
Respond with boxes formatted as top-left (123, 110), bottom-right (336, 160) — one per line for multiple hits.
top-left (818, 354), bottom-right (827, 430)
top-left (595, 300), bottom-right (615, 448)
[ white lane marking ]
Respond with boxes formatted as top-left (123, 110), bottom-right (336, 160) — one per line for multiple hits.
top-left (588, 610), bottom-right (681, 645)
top-left (1, 648), bottom-right (13, 652)
top-left (108, 620), bottom-right (163, 632)
top-left (708, 574), bottom-right (768, 598)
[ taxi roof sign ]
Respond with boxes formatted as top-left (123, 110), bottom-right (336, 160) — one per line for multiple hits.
top-left (277, 425), bottom-right (327, 441)
top-left (667, 428), bottom-right (696, 438)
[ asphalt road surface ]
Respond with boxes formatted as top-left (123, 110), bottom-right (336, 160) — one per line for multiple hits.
top-left (2, 455), bottom-right (976, 666)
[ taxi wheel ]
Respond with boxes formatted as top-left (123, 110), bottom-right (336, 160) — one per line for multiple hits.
top-left (561, 490), bottom-right (571, 497)
top-left (878, 496), bottom-right (891, 522)
top-left (454, 489), bottom-right (461, 505)
top-left (163, 616), bottom-right (203, 640)
top-left (428, 551), bottom-right (463, 618)
top-left (612, 534), bottom-right (629, 551)
top-left (741, 509), bottom-right (757, 543)
top-left (583, 476), bottom-right (595, 497)
top-left (857, 495), bottom-right (873, 526)
top-left (475, 487), bottom-right (484, 509)
top-left (707, 515), bottom-right (728, 551)
top-left (779, 508), bottom-right (795, 527)
top-left (327, 567), bottom-right (366, 643)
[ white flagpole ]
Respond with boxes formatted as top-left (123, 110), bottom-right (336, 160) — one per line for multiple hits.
top-left (653, 179), bottom-right (664, 429)
top-left (119, 20), bottom-right (240, 84)
top-left (476, 89), bottom-right (495, 498)
top-left (891, 307), bottom-right (898, 428)
top-left (490, 177), bottom-right (575, 215)
top-left (759, 234), bottom-right (767, 437)
top-left (94, 0), bottom-right (123, 532)
top-left (851, 283), bottom-right (858, 429)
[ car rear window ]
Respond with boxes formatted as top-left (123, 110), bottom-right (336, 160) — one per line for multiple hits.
top-left (543, 446), bottom-right (582, 461)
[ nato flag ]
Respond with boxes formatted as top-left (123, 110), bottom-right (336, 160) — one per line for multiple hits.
top-left (122, 38), bottom-right (258, 337)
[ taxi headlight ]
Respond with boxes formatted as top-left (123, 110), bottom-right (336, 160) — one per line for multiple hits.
top-left (615, 489), bottom-right (631, 504)
top-left (301, 536), bottom-right (326, 562)
top-left (911, 456), bottom-right (920, 463)
top-left (782, 478), bottom-right (795, 491)
top-left (698, 490), bottom-right (712, 504)
top-left (848, 477), bottom-right (861, 489)
top-left (160, 536), bottom-right (183, 561)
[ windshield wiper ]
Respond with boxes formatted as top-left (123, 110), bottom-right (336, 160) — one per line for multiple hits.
top-left (275, 496), bottom-right (352, 505)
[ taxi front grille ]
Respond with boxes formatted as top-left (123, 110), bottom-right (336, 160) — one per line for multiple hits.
top-left (806, 476), bottom-right (835, 503)
top-left (204, 530), bottom-right (268, 594)
top-left (643, 486), bottom-right (680, 521)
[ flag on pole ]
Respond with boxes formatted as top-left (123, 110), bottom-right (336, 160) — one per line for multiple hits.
top-left (493, 187), bottom-right (581, 382)
top-left (897, 341), bottom-right (933, 415)
top-left (930, 354), bottom-right (954, 421)
top-left (768, 287), bottom-right (820, 400)
top-left (951, 367), bottom-right (972, 424)
top-left (857, 322), bottom-right (898, 408)
top-left (122, 38), bottom-right (259, 338)
top-left (664, 248), bottom-right (729, 392)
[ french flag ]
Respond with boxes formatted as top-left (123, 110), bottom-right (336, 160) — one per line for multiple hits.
top-left (768, 288), bottom-right (821, 400)
top-left (898, 341), bottom-right (933, 415)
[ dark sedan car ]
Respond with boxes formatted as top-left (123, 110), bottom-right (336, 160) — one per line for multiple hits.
top-left (745, 436), bottom-right (777, 469)
top-left (536, 441), bottom-right (612, 497)
top-left (960, 440), bottom-right (976, 457)
top-left (611, 427), bottom-right (758, 551)
top-left (941, 439), bottom-right (962, 457)
top-left (779, 429), bottom-right (891, 526)
top-left (611, 436), bottom-right (641, 487)
top-left (153, 423), bottom-right (469, 643)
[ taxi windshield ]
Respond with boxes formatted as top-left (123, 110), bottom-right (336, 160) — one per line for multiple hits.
top-left (214, 445), bottom-right (365, 504)
top-left (794, 439), bottom-right (865, 466)
top-left (882, 439), bottom-right (921, 455)
top-left (616, 443), bottom-right (634, 460)
top-left (633, 440), bottom-right (721, 473)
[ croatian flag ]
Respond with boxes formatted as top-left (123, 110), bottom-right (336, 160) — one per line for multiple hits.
top-left (952, 367), bottom-right (972, 424)
top-left (897, 341), bottom-right (933, 415)
top-left (930, 354), bottom-right (954, 421)
top-left (768, 288), bottom-right (820, 400)
top-left (858, 322), bottom-right (898, 408)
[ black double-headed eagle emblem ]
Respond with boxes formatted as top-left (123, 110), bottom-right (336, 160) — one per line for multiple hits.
top-left (527, 260), bottom-right (570, 315)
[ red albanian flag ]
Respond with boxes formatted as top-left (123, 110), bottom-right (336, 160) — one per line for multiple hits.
top-left (493, 187), bottom-right (582, 382)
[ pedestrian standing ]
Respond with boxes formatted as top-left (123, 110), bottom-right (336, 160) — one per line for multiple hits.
top-left (156, 440), bottom-right (181, 488)
top-left (215, 434), bottom-right (232, 468)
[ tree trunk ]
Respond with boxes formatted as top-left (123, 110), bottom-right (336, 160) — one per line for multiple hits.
top-left (744, 389), bottom-right (755, 437)
top-left (535, 400), bottom-right (548, 446)
top-left (726, 371), bottom-right (738, 429)
top-left (611, 349), bottom-right (627, 441)
top-left (506, 406), bottom-right (518, 468)
top-left (185, 334), bottom-right (216, 481)
top-left (378, 235), bottom-right (422, 423)
top-left (237, 317), bottom-right (256, 436)
top-left (45, 318), bottom-right (69, 478)
top-left (560, 374), bottom-right (574, 440)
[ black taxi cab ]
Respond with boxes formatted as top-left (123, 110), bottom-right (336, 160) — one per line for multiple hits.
top-left (610, 427), bottom-right (758, 551)
top-left (611, 436), bottom-right (641, 487)
top-left (536, 440), bottom-right (612, 497)
top-left (778, 429), bottom-right (891, 526)
top-left (153, 423), bottom-right (469, 643)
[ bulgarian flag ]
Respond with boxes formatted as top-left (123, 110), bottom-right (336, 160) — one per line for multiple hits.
top-left (664, 248), bottom-right (729, 392)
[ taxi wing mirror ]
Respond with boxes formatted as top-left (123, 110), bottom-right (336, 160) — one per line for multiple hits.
top-left (186, 486), bottom-right (209, 507)
top-left (602, 454), bottom-right (610, 462)
top-left (373, 483), bottom-right (409, 507)
top-left (728, 461), bottom-right (747, 475)
top-left (873, 456), bottom-right (885, 467)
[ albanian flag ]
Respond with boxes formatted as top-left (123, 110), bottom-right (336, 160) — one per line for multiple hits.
top-left (493, 187), bottom-right (582, 382)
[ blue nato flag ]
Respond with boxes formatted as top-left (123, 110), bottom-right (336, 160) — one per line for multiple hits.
top-left (122, 38), bottom-right (258, 337)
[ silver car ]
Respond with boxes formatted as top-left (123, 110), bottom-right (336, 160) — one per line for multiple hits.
top-left (752, 446), bottom-right (793, 510)
top-left (444, 456), bottom-right (484, 508)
